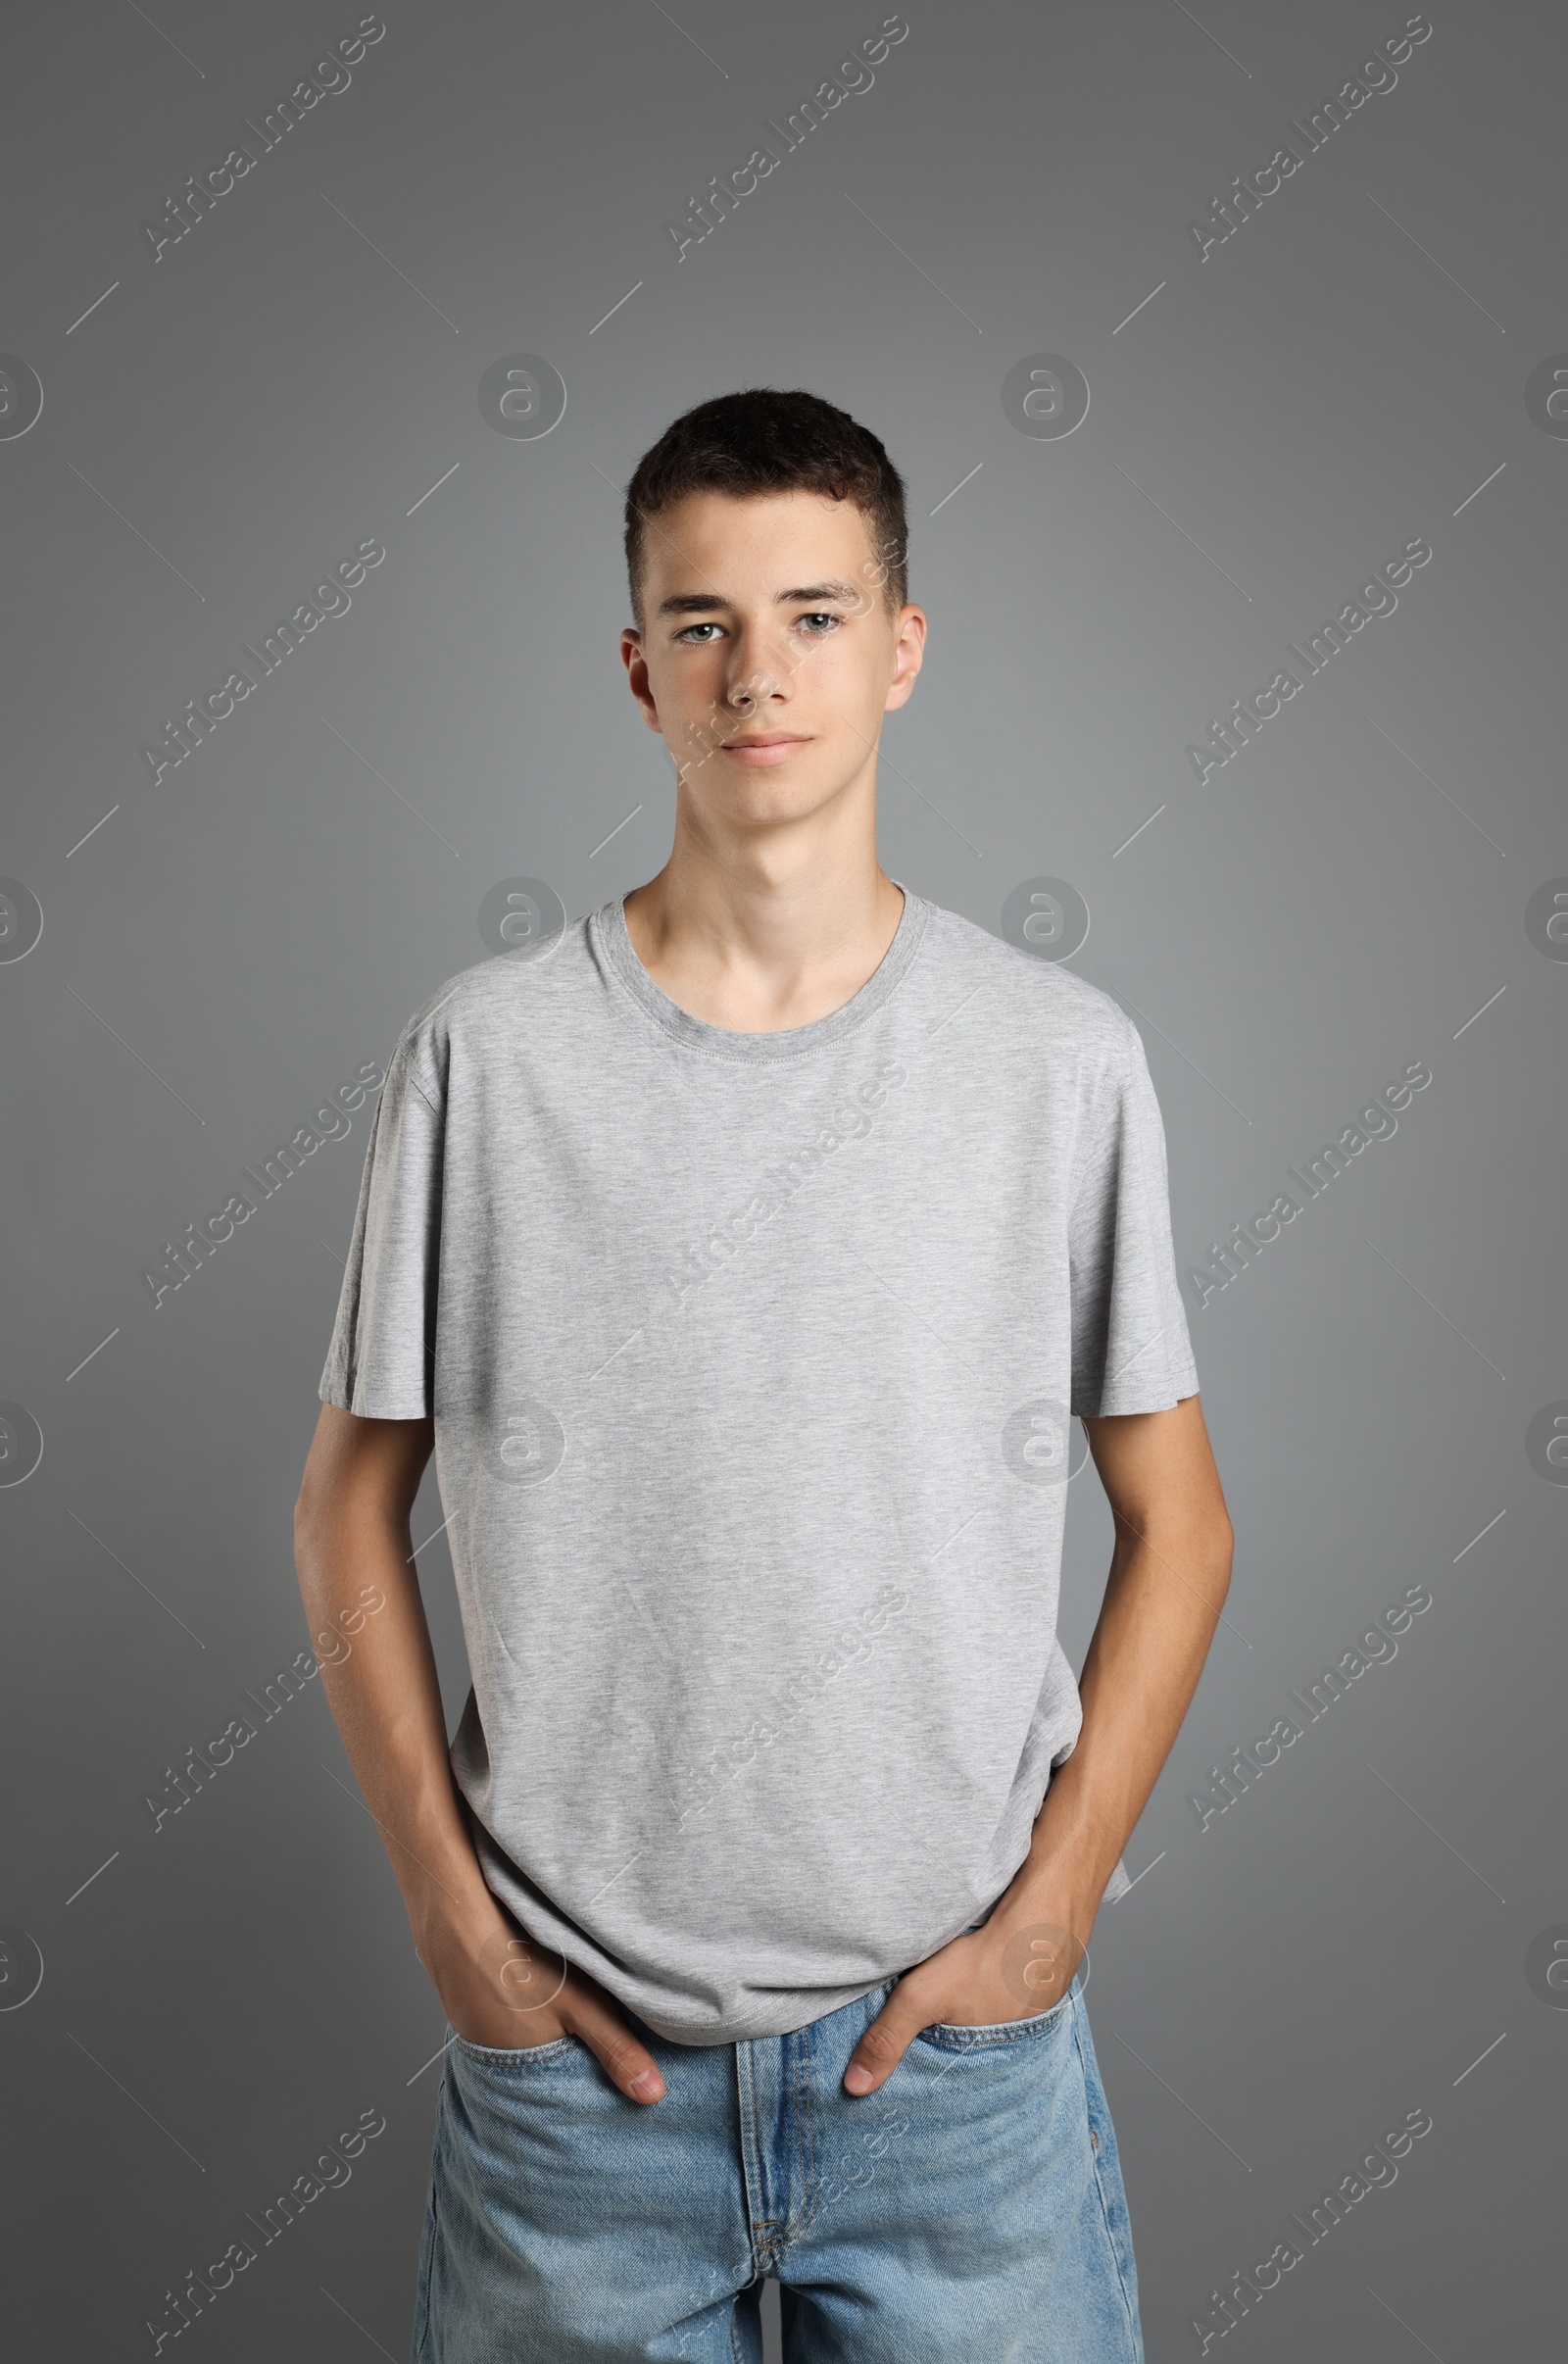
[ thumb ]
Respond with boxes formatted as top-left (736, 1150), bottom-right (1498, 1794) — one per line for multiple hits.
top-left (565, 1990), bottom-right (668, 2105)
top-left (843, 1983), bottom-right (929, 2096)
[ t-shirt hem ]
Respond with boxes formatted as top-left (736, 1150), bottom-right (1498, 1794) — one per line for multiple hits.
top-left (637, 1974), bottom-right (896, 2048)
top-left (1071, 1365), bottom-right (1200, 1420)
top-left (318, 1379), bottom-right (431, 1420)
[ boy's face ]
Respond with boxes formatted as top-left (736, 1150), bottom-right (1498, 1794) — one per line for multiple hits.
top-left (620, 489), bottom-right (924, 824)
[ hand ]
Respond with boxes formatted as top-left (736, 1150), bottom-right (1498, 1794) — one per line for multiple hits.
top-left (416, 1903), bottom-right (668, 2105)
top-left (842, 1913), bottom-right (1089, 2096)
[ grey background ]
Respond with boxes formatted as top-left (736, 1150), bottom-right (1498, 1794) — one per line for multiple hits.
top-left (1, 2), bottom-right (1563, 2356)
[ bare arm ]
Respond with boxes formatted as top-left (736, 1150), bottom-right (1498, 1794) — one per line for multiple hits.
top-left (843, 1392), bottom-right (1233, 2093)
top-left (293, 1404), bottom-right (669, 2103)
top-left (1021, 1391), bottom-right (1234, 1915)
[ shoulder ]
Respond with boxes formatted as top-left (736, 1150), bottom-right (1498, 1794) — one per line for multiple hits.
top-left (388, 913), bottom-right (595, 1090)
top-left (915, 896), bottom-right (1137, 1062)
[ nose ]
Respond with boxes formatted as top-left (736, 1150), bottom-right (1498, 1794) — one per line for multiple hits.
top-left (722, 626), bottom-right (791, 716)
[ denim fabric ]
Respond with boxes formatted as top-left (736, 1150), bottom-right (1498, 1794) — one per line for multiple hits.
top-left (411, 1975), bottom-right (1142, 2362)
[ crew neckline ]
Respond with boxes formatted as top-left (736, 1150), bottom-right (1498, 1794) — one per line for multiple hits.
top-left (593, 881), bottom-right (931, 1062)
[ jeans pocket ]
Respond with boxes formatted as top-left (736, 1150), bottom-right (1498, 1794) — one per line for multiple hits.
top-left (448, 2024), bottom-right (582, 2068)
top-left (916, 1989), bottom-right (1075, 2049)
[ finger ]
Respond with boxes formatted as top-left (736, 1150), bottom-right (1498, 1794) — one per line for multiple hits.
top-left (564, 1991), bottom-right (667, 2104)
top-left (843, 1988), bottom-right (931, 2096)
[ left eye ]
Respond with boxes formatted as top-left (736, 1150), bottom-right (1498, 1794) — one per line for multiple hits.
top-left (796, 613), bottom-right (839, 632)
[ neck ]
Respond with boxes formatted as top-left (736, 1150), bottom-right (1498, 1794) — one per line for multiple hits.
top-left (622, 794), bottom-right (904, 1034)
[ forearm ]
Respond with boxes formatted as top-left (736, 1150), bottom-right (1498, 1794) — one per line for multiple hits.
top-left (290, 1408), bottom-right (663, 2089)
top-left (1007, 1499), bottom-right (1232, 1922)
top-left (293, 1486), bottom-right (501, 1950)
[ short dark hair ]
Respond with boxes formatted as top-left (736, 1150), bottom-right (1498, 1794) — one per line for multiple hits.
top-left (623, 387), bottom-right (908, 628)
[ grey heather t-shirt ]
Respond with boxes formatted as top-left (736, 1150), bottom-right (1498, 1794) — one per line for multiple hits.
top-left (318, 885), bottom-right (1199, 2045)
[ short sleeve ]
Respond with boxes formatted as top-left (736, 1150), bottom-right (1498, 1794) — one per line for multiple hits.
top-left (1068, 1011), bottom-right (1199, 1418)
top-left (318, 1029), bottom-right (444, 1419)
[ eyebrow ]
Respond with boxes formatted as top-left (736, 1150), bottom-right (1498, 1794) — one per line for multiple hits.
top-left (655, 578), bottom-right (864, 617)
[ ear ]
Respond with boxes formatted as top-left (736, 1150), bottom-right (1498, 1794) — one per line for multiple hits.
top-left (883, 603), bottom-right (927, 714)
top-left (620, 626), bottom-right (664, 732)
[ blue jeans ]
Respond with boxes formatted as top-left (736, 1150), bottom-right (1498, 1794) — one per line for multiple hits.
top-left (411, 1972), bottom-right (1143, 2361)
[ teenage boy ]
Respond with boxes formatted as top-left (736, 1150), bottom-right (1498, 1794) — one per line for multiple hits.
top-left (295, 387), bottom-right (1233, 2363)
